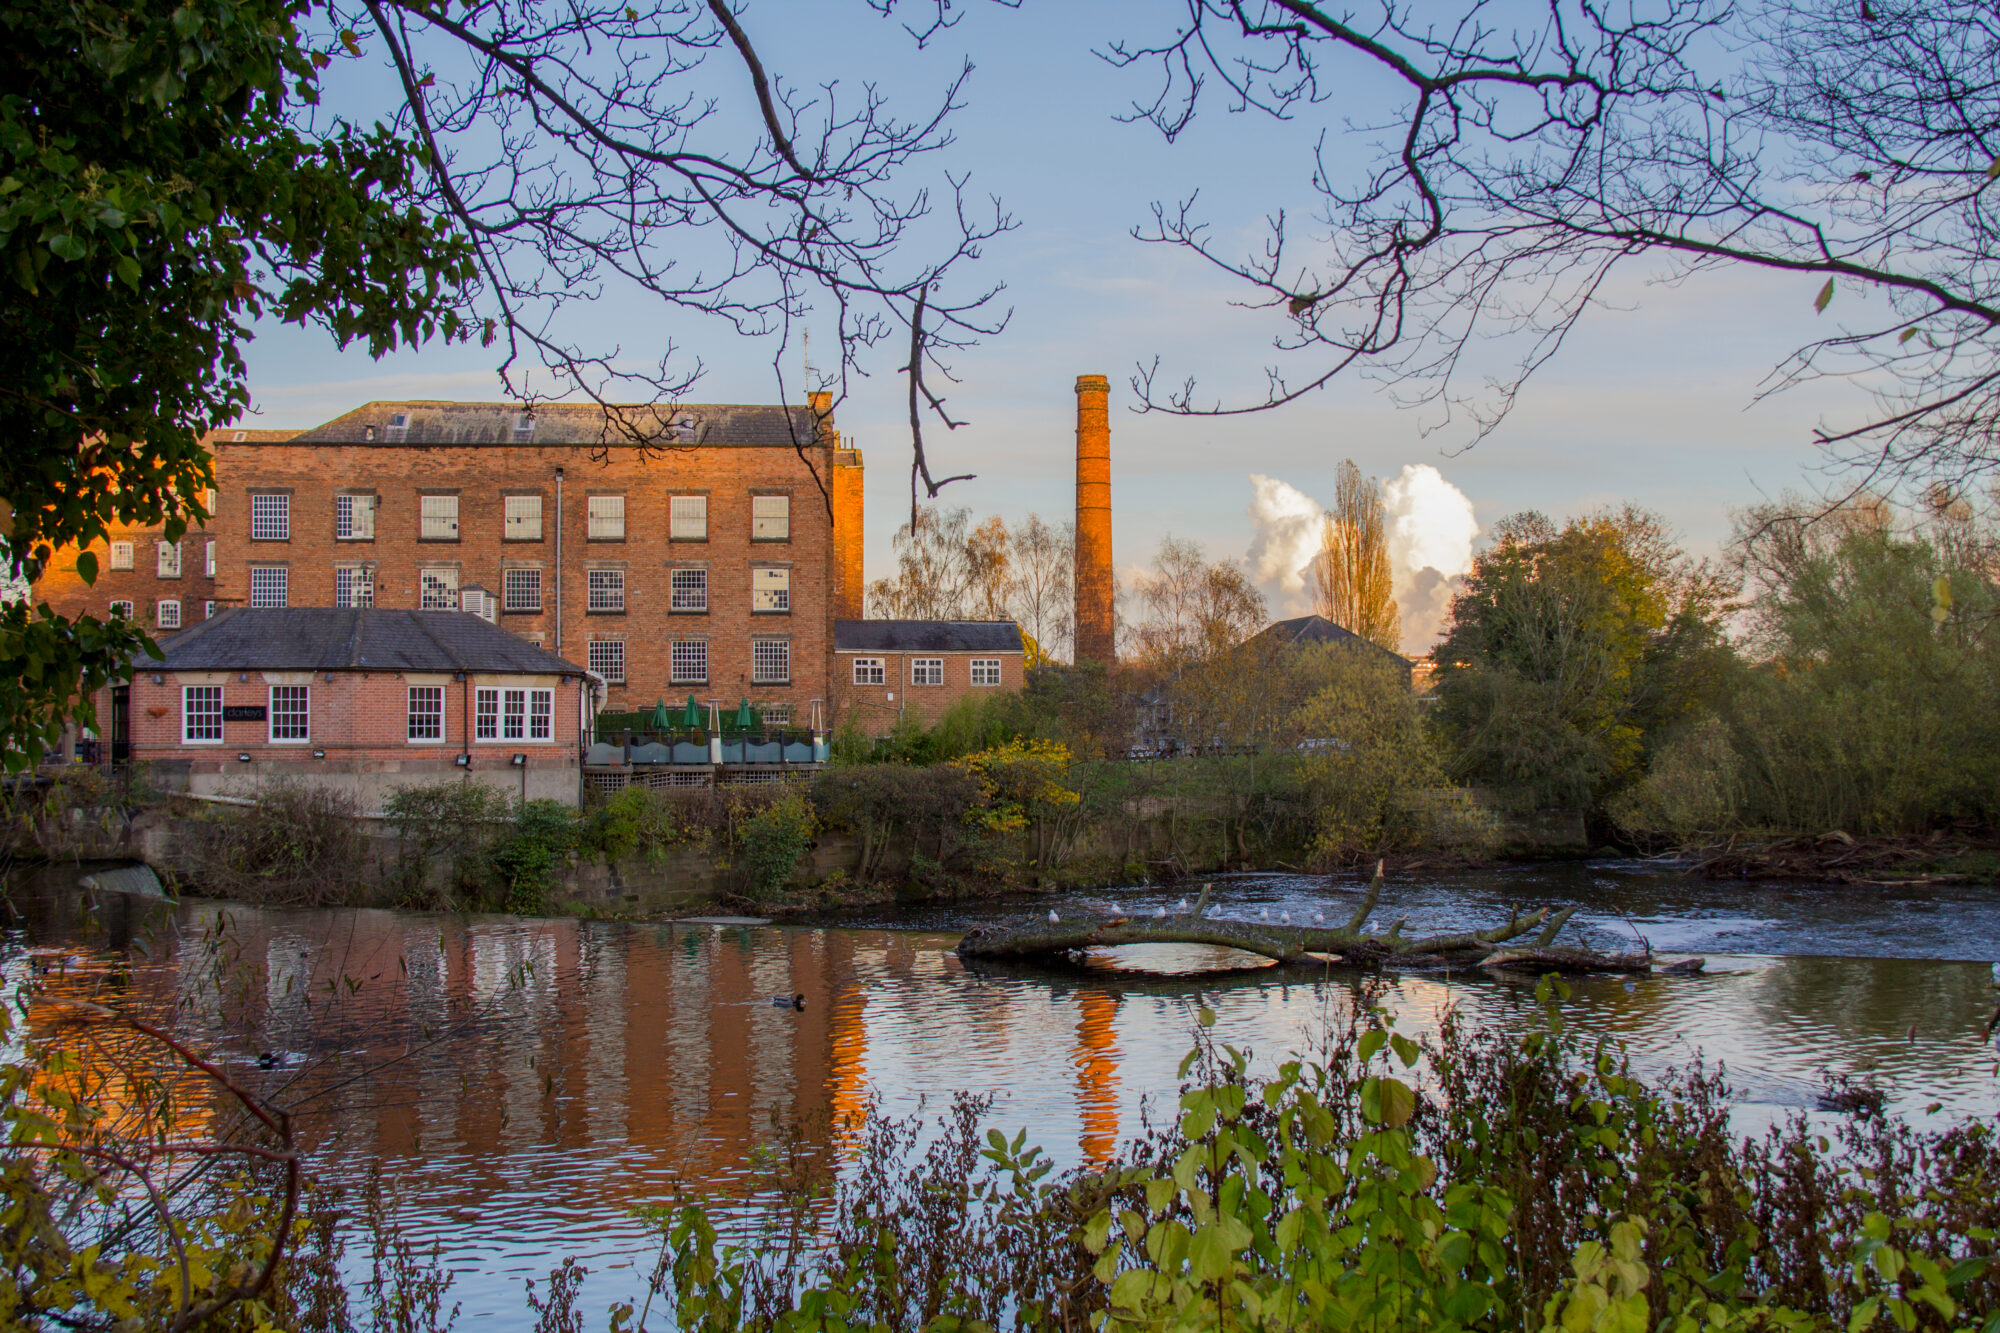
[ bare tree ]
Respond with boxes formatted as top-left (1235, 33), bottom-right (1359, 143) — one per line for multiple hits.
top-left (1102, 0), bottom-right (2000, 494)
top-left (1129, 535), bottom-right (1268, 670)
top-left (1006, 513), bottom-right (1075, 663)
top-left (1314, 460), bottom-right (1401, 651)
top-left (866, 505), bottom-right (1012, 619)
top-left (329, 1), bottom-right (1012, 508)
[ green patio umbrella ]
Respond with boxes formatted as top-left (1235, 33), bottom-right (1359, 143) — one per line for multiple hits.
top-left (735, 697), bottom-right (756, 729)
top-left (683, 694), bottom-right (703, 727)
top-left (650, 698), bottom-right (672, 731)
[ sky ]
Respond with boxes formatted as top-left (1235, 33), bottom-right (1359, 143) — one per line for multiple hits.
top-left (236, 1), bottom-right (1876, 648)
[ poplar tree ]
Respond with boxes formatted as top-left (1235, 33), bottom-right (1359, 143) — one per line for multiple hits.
top-left (1313, 461), bottom-right (1401, 653)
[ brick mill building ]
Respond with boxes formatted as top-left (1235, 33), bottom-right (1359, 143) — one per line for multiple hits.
top-left (832, 620), bottom-right (1027, 734)
top-left (36, 397), bottom-right (867, 735)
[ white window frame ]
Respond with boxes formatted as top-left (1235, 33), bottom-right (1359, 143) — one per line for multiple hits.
top-left (751, 639), bottom-right (790, 685)
top-left (503, 567), bottom-right (543, 613)
top-left (670, 640), bottom-right (708, 685)
top-left (670, 567), bottom-right (708, 612)
top-left (419, 567), bottom-right (458, 611)
top-left (203, 600), bottom-right (215, 620)
top-left (419, 494), bottom-right (460, 541)
top-left (751, 566), bottom-right (791, 613)
top-left (335, 493), bottom-right (376, 540)
top-left (852, 657), bottom-right (885, 686)
top-left (407, 686), bottom-right (445, 743)
top-left (204, 541), bottom-right (215, 577)
top-left (335, 565), bottom-right (374, 608)
top-left (587, 494), bottom-right (625, 540)
top-left (587, 568), bottom-right (625, 612)
top-left (751, 494), bottom-right (790, 540)
top-left (971, 658), bottom-right (1004, 687)
top-left (108, 540), bottom-right (133, 571)
top-left (250, 493), bottom-right (290, 541)
top-left (474, 686), bottom-right (555, 742)
top-left (761, 703), bottom-right (794, 726)
top-left (669, 494), bottom-right (708, 540)
top-left (249, 566), bottom-right (288, 608)
top-left (587, 640), bottom-right (626, 683)
top-left (912, 658), bottom-right (943, 686)
top-left (156, 599), bottom-right (181, 629)
top-left (182, 685), bottom-right (224, 744)
top-left (156, 540), bottom-right (180, 578)
top-left (108, 600), bottom-right (134, 619)
top-left (269, 685), bottom-right (310, 743)
top-left (504, 494), bottom-right (543, 541)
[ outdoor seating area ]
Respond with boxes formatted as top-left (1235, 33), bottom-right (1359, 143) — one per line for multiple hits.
top-left (584, 696), bottom-right (829, 792)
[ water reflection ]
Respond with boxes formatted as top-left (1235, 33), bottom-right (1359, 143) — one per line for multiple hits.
top-left (3, 877), bottom-right (1997, 1327)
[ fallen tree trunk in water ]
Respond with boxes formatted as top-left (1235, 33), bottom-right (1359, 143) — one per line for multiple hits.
top-left (954, 870), bottom-right (1698, 976)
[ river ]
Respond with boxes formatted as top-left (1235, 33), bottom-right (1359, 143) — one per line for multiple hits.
top-left (5, 859), bottom-right (1999, 1325)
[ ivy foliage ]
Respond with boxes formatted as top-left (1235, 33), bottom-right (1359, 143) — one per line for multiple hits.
top-left (0, 0), bottom-right (474, 767)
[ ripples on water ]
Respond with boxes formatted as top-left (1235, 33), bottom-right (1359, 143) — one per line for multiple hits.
top-left (4, 864), bottom-right (1998, 1326)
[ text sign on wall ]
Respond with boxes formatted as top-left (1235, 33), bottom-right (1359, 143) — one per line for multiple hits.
top-left (222, 705), bottom-right (267, 721)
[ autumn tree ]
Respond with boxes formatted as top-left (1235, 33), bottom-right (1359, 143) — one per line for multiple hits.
top-left (1434, 508), bottom-right (1734, 810)
top-left (1128, 535), bottom-right (1267, 672)
top-left (1314, 461), bottom-right (1400, 652)
top-left (2, 0), bottom-right (1004, 766)
top-left (867, 506), bottom-right (1013, 621)
top-left (1006, 513), bottom-right (1075, 664)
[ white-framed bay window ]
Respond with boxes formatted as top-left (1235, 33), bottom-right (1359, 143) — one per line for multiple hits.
top-left (474, 686), bottom-right (554, 742)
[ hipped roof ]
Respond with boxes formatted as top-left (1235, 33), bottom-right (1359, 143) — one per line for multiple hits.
top-left (141, 608), bottom-right (587, 676)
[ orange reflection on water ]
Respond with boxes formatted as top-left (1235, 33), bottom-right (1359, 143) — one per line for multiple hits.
top-left (1071, 989), bottom-right (1123, 1165)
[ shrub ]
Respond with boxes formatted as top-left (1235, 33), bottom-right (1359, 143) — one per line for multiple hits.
top-left (172, 782), bottom-right (366, 906)
top-left (809, 763), bottom-right (989, 882)
top-left (584, 784), bottom-right (695, 861)
top-left (735, 791), bottom-right (816, 898)
top-left (490, 798), bottom-right (581, 915)
top-left (381, 780), bottom-right (510, 908)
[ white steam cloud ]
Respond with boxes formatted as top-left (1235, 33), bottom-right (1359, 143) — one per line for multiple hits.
top-left (1243, 465), bottom-right (1479, 655)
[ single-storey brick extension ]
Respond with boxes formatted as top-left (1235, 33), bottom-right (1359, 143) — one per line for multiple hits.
top-left (121, 607), bottom-right (592, 808)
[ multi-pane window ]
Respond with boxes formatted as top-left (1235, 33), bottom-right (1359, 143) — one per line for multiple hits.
top-left (109, 540), bottom-right (133, 571)
top-left (204, 541), bottom-right (215, 577)
top-left (752, 494), bottom-right (790, 540)
top-left (109, 600), bottom-right (134, 619)
top-left (250, 493), bottom-right (290, 540)
top-left (971, 658), bottom-right (1003, 686)
top-left (156, 599), bottom-right (181, 629)
top-left (335, 566), bottom-right (374, 608)
top-left (852, 657), bottom-right (885, 685)
top-left (751, 639), bottom-right (790, 684)
top-left (751, 567), bottom-right (790, 612)
top-left (669, 494), bottom-right (708, 540)
top-left (503, 567), bottom-right (542, 613)
top-left (182, 685), bottom-right (223, 743)
top-left (587, 568), bottom-right (625, 612)
top-left (335, 494), bottom-right (376, 540)
top-left (203, 600), bottom-right (215, 620)
top-left (474, 687), bottom-right (554, 742)
top-left (587, 640), bottom-right (626, 683)
top-left (269, 685), bottom-right (309, 742)
top-left (419, 567), bottom-right (458, 610)
top-left (587, 494), bottom-right (625, 540)
top-left (504, 494), bottom-right (543, 540)
top-left (912, 658), bottom-right (943, 686)
top-left (419, 494), bottom-right (459, 540)
top-left (156, 540), bottom-right (180, 577)
top-left (249, 566), bottom-right (288, 608)
top-left (407, 686), bottom-right (445, 742)
top-left (670, 640), bottom-right (708, 684)
top-left (670, 567), bottom-right (708, 612)
top-left (762, 703), bottom-right (794, 725)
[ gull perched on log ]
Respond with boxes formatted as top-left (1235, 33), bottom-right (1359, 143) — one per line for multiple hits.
top-left (1176, 897), bottom-right (1189, 914)
top-left (1048, 909), bottom-right (1060, 925)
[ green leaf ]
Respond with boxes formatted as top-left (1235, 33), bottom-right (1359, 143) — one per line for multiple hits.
top-left (47, 233), bottom-right (85, 261)
top-left (1814, 277), bottom-right (1835, 313)
top-left (1986, 156), bottom-right (2000, 179)
top-left (74, 550), bottom-right (98, 585)
top-left (1899, 326), bottom-right (1918, 343)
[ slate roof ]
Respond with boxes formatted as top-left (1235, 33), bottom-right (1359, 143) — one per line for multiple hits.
top-left (199, 428), bottom-right (303, 446)
top-left (143, 608), bottom-right (588, 676)
top-left (833, 620), bottom-right (1025, 653)
top-left (242, 400), bottom-right (823, 448)
top-left (1247, 615), bottom-right (1411, 667)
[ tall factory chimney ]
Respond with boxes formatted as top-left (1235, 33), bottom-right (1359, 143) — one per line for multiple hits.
top-left (1073, 374), bottom-right (1115, 667)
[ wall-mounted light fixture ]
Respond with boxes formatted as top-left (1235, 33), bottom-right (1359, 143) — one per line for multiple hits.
top-left (453, 671), bottom-right (466, 682)
top-left (238, 672), bottom-right (249, 682)
top-left (150, 673), bottom-right (164, 685)
top-left (311, 749), bottom-right (326, 759)
top-left (236, 752), bottom-right (252, 762)
top-left (510, 753), bottom-right (528, 767)
top-left (454, 753), bottom-right (471, 768)
top-left (324, 673), bottom-right (336, 683)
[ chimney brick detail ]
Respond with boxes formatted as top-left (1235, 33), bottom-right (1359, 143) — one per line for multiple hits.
top-left (1073, 374), bottom-right (1114, 667)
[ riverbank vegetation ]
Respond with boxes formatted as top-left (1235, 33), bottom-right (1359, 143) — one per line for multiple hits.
top-left (12, 977), bottom-right (1996, 1330)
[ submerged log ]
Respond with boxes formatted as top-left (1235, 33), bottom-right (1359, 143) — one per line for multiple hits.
top-left (955, 871), bottom-right (1702, 977)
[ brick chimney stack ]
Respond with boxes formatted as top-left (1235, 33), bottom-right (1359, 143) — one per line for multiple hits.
top-left (1073, 374), bottom-right (1114, 667)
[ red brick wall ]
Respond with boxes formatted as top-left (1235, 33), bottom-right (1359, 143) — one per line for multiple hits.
top-left (34, 520), bottom-right (218, 634)
top-left (202, 435), bottom-right (848, 721)
top-left (833, 650), bottom-right (1025, 735)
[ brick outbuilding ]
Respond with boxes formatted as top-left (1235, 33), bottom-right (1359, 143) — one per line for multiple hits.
top-left (124, 607), bottom-right (592, 808)
top-left (833, 620), bottom-right (1025, 736)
